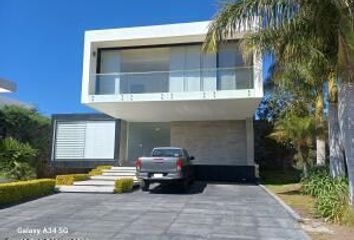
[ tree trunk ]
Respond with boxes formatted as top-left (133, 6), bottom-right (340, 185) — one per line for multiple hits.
top-left (316, 137), bottom-right (326, 165)
top-left (338, 81), bottom-right (354, 205)
top-left (328, 102), bottom-right (346, 177)
top-left (303, 162), bottom-right (308, 178)
top-left (315, 91), bottom-right (326, 166)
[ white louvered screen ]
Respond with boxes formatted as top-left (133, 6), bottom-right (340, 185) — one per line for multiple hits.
top-left (84, 121), bottom-right (116, 159)
top-left (54, 121), bottom-right (116, 160)
top-left (55, 122), bottom-right (86, 159)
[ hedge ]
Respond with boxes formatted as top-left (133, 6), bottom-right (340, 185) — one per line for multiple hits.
top-left (88, 169), bottom-right (102, 176)
top-left (114, 178), bottom-right (134, 193)
top-left (88, 165), bottom-right (112, 176)
top-left (55, 174), bottom-right (89, 185)
top-left (0, 179), bottom-right (55, 205)
top-left (96, 165), bottom-right (112, 170)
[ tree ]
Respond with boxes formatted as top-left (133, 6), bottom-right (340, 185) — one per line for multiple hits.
top-left (204, 0), bottom-right (354, 205)
top-left (328, 73), bottom-right (346, 177)
top-left (269, 114), bottom-right (315, 177)
top-left (0, 105), bottom-right (51, 177)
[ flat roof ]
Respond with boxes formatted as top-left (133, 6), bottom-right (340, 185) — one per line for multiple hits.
top-left (84, 20), bottom-right (250, 49)
top-left (0, 78), bottom-right (16, 93)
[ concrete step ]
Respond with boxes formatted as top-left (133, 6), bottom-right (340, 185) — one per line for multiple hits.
top-left (111, 167), bottom-right (136, 170)
top-left (56, 185), bottom-right (114, 193)
top-left (73, 180), bottom-right (139, 186)
top-left (102, 172), bottom-right (136, 176)
top-left (73, 180), bottom-right (115, 186)
top-left (90, 175), bottom-right (138, 181)
top-left (103, 169), bottom-right (136, 174)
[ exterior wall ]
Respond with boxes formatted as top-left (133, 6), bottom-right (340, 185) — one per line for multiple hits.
top-left (246, 118), bottom-right (255, 165)
top-left (171, 120), bottom-right (251, 166)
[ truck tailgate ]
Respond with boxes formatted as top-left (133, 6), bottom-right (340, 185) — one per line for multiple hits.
top-left (140, 157), bottom-right (178, 173)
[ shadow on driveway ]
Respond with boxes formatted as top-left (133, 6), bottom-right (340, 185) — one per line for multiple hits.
top-left (149, 181), bottom-right (208, 195)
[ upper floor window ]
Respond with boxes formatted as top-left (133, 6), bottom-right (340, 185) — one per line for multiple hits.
top-left (95, 42), bottom-right (253, 95)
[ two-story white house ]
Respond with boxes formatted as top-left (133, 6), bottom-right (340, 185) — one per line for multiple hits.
top-left (51, 21), bottom-right (263, 181)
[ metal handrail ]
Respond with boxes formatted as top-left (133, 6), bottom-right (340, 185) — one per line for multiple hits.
top-left (95, 66), bottom-right (253, 77)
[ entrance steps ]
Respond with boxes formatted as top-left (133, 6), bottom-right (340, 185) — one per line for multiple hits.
top-left (102, 172), bottom-right (135, 176)
top-left (56, 166), bottom-right (139, 193)
top-left (103, 169), bottom-right (136, 173)
top-left (90, 175), bottom-right (138, 181)
top-left (73, 180), bottom-right (115, 186)
top-left (57, 185), bottom-right (114, 193)
top-left (111, 167), bottom-right (136, 170)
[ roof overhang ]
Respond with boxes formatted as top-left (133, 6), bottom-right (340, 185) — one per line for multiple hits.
top-left (0, 78), bottom-right (16, 93)
top-left (85, 98), bottom-right (262, 122)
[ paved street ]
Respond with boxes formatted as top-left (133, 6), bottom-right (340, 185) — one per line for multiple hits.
top-left (0, 182), bottom-right (309, 240)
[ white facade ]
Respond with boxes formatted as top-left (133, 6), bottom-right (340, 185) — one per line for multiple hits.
top-left (81, 21), bottom-right (263, 122)
top-left (79, 20), bottom-right (263, 170)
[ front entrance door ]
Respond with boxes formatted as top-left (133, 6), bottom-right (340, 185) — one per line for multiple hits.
top-left (126, 122), bottom-right (170, 166)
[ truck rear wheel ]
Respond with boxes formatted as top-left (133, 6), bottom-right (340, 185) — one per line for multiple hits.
top-left (141, 180), bottom-right (150, 191)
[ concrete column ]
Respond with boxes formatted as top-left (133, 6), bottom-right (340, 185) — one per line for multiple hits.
top-left (119, 120), bottom-right (128, 166)
top-left (246, 118), bottom-right (255, 165)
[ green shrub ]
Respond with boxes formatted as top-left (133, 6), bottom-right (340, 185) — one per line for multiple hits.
top-left (302, 166), bottom-right (330, 197)
top-left (0, 179), bottom-right (55, 205)
top-left (96, 165), bottom-right (112, 170)
top-left (0, 137), bottom-right (37, 180)
top-left (315, 177), bottom-right (348, 222)
top-left (88, 169), bottom-right (102, 176)
top-left (0, 106), bottom-right (51, 178)
top-left (55, 174), bottom-right (89, 185)
top-left (302, 167), bottom-right (349, 222)
top-left (88, 165), bottom-right (112, 176)
top-left (114, 178), bottom-right (134, 193)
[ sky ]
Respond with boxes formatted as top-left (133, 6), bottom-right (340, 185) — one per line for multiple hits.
top-left (0, 0), bottom-right (218, 115)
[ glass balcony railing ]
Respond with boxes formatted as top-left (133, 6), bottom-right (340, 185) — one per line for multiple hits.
top-left (94, 67), bottom-right (254, 95)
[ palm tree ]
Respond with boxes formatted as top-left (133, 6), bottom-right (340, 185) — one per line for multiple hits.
top-left (270, 59), bottom-right (328, 166)
top-left (269, 114), bottom-right (315, 177)
top-left (204, 0), bottom-right (354, 204)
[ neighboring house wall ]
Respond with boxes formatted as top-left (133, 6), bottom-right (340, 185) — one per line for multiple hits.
top-left (171, 121), bottom-right (248, 166)
top-left (51, 114), bottom-right (120, 169)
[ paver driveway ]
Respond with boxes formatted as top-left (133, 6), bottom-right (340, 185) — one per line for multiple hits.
top-left (0, 182), bottom-right (309, 240)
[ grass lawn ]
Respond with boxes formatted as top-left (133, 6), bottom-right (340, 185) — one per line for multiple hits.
top-left (261, 170), bottom-right (354, 240)
top-left (266, 183), bottom-right (316, 219)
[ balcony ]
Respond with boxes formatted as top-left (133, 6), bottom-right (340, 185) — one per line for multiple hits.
top-left (83, 41), bottom-right (263, 121)
top-left (94, 67), bottom-right (254, 95)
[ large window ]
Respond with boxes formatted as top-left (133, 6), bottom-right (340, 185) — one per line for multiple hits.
top-left (217, 42), bottom-right (253, 90)
top-left (96, 42), bottom-right (253, 95)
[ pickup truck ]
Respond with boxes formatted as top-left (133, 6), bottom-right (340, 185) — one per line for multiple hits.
top-left (136, 147), bottom-right (195, 191)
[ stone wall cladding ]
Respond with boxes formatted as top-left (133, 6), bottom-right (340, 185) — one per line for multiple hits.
top-left (171, 120), bottom-right (247, 166)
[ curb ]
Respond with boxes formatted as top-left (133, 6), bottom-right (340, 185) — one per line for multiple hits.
top-left (259, 184), bottom-right (304, 223)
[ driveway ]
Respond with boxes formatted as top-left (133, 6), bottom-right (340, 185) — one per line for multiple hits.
top-left (0, 182), bottom-right (309, 240)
